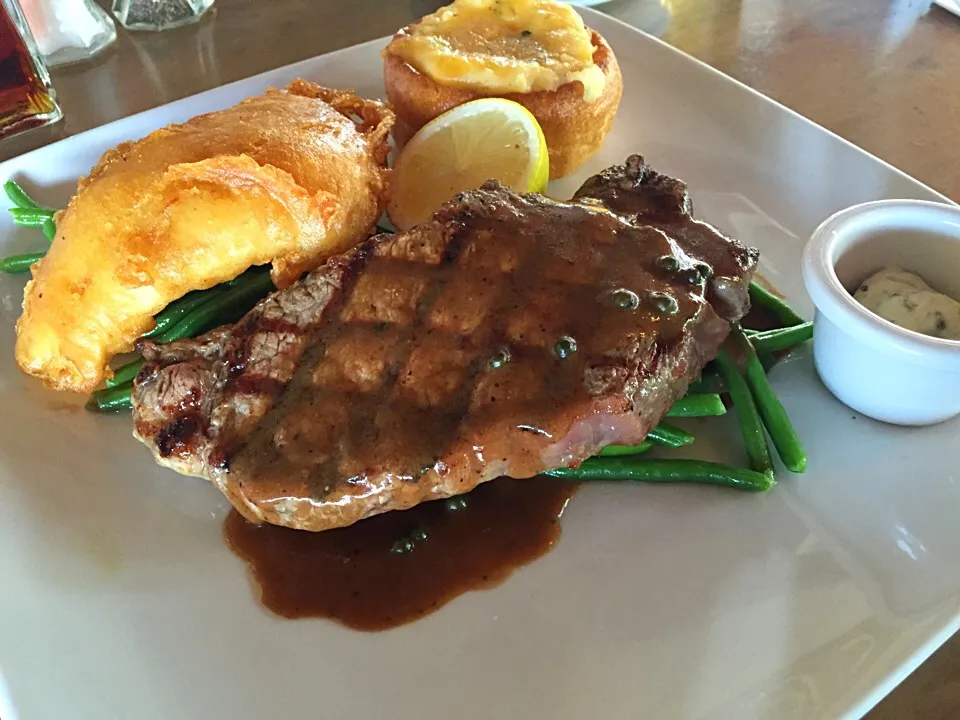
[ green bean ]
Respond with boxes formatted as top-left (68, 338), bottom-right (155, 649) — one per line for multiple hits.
top-left (748, 322), bottom-right (813, 354)
top-left (599, 440), bottom-right (654, 457)
top-left (4, 180), bottom-right (47, 210)
top-left (9, 207), bottom-right (55, 226)
top-left (214, 264), bottom-right (269, 289)
top-left (714, 349), bottom-right (774, 476)
top-left (41, 218), bottom-right (56, 242)
top-left (91, 271), bottom-right (274, 409)
top-left (223, 269), bottom-right (255, 287)
top-left (141, 290), bottom-right (219, 339)
top-left (106, 358), bottom-right (143, 389)
top-left (748, 281), bottom-right (805, 327)
top-left (97, 270), bottom-right (272, 400)
top-left (647, 422), bottom-right (694, 448)
top-left (159, 269), bottom-right (273, 342)
top-left (0, 251), bottom-right (44, 273)
top-left (86, 382), bottom-right (133, 413)
top-left (545, 458), bottom-right (775, 492)
top-left (144, 267), bottom-right (263, 339)
top-left (735, 328), bottom-right (808, 473)
top-left (666, 393), bottom-right (726, 418)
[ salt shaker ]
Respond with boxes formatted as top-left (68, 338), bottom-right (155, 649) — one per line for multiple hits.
top-left (21, 0), bottom-right (117, 67)
top-left (112, 0), bottom-right (215, 32)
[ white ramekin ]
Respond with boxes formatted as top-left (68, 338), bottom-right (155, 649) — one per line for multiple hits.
top-left (801, 199), bottom-right (960, 426)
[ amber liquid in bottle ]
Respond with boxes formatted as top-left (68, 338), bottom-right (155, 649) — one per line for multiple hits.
top-left (0, 8), bottom-right (58, 136)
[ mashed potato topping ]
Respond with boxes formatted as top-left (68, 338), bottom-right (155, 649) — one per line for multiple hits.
top-left (388, 0), bottom-right (606, 102)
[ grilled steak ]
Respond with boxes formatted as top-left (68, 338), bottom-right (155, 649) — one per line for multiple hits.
top-left (132, 155), bottom-right (759, 531)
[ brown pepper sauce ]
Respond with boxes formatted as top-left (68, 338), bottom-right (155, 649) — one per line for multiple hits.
top-left (222, 284), bottom-right (782, 631)
top-left (224, 476), bottom-right (578, 631)
top-left (220, 193), bottom-right (771, 631)
top-left (224, 305), bottom-right (780, 630)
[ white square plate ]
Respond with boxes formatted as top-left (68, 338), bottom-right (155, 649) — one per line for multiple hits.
top-left (2, 9), bottom-right (959, 720)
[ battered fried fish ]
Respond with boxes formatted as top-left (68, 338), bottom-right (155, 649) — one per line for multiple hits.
top-left (15, 79), bottom-right (393, 393)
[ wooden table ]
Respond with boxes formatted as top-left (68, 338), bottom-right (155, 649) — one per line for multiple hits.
top-left (13, 0), bottom-right (959, 716)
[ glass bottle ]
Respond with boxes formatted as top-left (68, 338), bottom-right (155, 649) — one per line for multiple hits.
top-left (0, 0), bottom-right (61, 139)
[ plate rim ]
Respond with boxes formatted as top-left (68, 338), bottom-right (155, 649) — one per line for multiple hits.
top-left (1, 9), bottom-right (957, 720)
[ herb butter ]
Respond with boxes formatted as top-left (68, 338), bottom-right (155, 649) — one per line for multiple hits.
top-left (854, 267), bottom-right (960, 340)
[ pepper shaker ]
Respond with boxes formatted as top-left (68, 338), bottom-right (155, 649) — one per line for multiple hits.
top-left (112, 0), bottom-right (215, 32)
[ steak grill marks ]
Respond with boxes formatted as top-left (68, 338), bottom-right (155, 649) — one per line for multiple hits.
top-left (228, 200), bottom-right (672, 493)
top-left (133, 156), bottom-right (759, 531)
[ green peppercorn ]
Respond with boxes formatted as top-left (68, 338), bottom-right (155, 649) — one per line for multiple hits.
top-left (489, 346), bottom-right (511, 369)
top-left (610, 288), bottom-right (640, 310)
top-left (391, 538), bottom-right (415, 554)
top-left (554, 336), bottom-right (577, 360)
top-left (445, 496), bottom-right (469, 511)
top-left (658, 255), bottom-right (679, 272)
top-left (651, 292), bottom-right (679, 314)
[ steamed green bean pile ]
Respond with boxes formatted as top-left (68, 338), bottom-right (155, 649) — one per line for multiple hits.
top-left (0, 181), bottom-right (55, 273)
top-left (2, 184), bottom-right (808, 492)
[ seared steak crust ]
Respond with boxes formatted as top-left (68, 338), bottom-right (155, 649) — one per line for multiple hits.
top-left (132, 156), bottom-right (758, 531)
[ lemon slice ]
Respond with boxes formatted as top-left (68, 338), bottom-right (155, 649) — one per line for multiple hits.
top-left (387, 98), bottom-right (550, 230)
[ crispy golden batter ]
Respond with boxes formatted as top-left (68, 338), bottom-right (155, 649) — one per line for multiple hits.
top-left (15, 80), bottom-right (393, 393)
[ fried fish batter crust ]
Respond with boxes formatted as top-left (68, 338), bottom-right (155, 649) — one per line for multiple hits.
top-left (15, 79), bottom-right (393, 393)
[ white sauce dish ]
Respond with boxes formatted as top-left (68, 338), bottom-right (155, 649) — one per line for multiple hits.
top-left (801, 199), bottom-right (960, 426)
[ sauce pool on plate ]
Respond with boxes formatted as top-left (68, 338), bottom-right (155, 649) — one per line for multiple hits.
top-left (224, 476), bottom-right (578, 631)
top-left (221, 276), bottom-right (799, 629)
